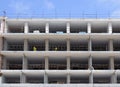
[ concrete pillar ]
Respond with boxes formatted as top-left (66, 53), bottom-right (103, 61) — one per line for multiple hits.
top-left (89, 71), bottom-right (93, 83)
top-left (45, 56), bottom-right (49, 70)
top-left (66, 23), bottom-right (70, 33)
top-left (3, 38), bottom-right (7, 51)
top-left (109, 57), bottom-right (114, 70)
top-left (67, 39), bottom-right (70, 51)
top-left (0, 37), bottom-right (3, 51)
top-left (109, 39), bottom-right (113, 51)
top-left (67, 57), bottom-right (70, 70)
top-left (0, 76), bottom-right (2, 84)
top-left (45, 23), bottom-right (49, 33)
top-left (0, 55), bottom-right (2, 70)
top-left (108, 23), bottom-right (112, 34)
top-left (87, 23), bottom-right (91, 33)
top-left (88, 56), bottom-right (93, 70)
top-left (111, 71), bottom-right (117, 83)
top-left (24, 39), bottom-right (28, 51)
top-left (0, 20), bottom-right (4, 33)
top-left (88, 38), bottom-right (92, 51)
top-left (45, 39), bottom-right (49, 51)
top-left (67, 73), bottom-right (70, 84)
top-left (20, 72), bottom-right (26, 83)
top-left (2, 57), bottom-right (7, 69)
top-left (44, 72), bottom-right (48, 84)
top-left (22, 55), bottom-right (28, 69)
top-left (24, 23), bottom-right (29, 33)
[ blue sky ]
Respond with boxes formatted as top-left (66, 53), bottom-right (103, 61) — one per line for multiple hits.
top-left (0, 0), bottom-right (120, 18)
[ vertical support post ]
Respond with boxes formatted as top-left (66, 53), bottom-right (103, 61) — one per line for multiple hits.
top-left (108, 23), bottom-right (112, 34)
top-left (88, 38), bottom-right (92, 51)
top-left (89, 71), bottom-right (93, 83)
top-left (87, 23), bottom-right (91, 33)
top-left (67, 39), bottom-right (70, 51)
top-left (24, 39), bottom-right (28, 51)
top-left (45, 39), bottom-right (49, 51)
top-left (88, 55), bottom-right (92, 69)
top-left (109, 39), bottom-right (113, 51)
top-left (24, 22), bottom-right (29, 33)
top-left (109, 57), bottom-right (114, 70)
top-left (111, 71), bottom-right (117, 83)
top-left (0, 55), bottom-right (2, 70)
top-left (3, 38), bottom-right (7, 51)
top-left (22, 54), bottom-right (28, 70)
top-left (67, 56), bottom-right (70, 70)
top-left (44, 72), bottom-right (48, 84)
top-left (20, 72), bottom-right (26, 83)
top-left (45, 56), bottom-right (49, 70)
top-left (46, 23), bottom-right (49, 33)
top-left (0, 20), bottom-right (4, 33)
top-left (67, 73), bottom-right (70, 84)
top-left (66, 23), bottom-right (70, 33)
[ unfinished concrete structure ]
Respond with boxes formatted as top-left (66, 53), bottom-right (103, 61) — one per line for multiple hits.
top-left (0, 17), bottom-right (120, 87)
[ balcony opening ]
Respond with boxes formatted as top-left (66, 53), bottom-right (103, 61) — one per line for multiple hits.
top-left (4, 76), bottom-right (20, 83)
top-left (70, 22), bottom-right (87, 33)
top-left (113, 40), bottom-right (120, 51)
top-left (49, 22), bottom-right (66, 33)
top-left (48, 76), bottom-right (66, 84)
top-left (115, 58), bottom-right (120, 70)
top-left (71, 57), bottom-right (88, 70)
top-left (71, 75), bottom-right (89, 83)
top-left (92, 41), bottom-right (108, 51)
top-left (70, 40), bottom-right (88, 51)
top-left (7, 58), bottom-right (22, 70)
top-left (28, 58), bottom-right (45, 70)
top-left (28, 40), bottom-right (45, 51)
top-left (112, 23), bottom-right (120, 33)
top-left (8, 23), bottom-right (24, 33)
top-left (26, 76), bottom-right (44, 83)
top-left (117, 75), bottom-right (120, 83)
top-left (93, 58), bottom-right (109, 70)
top-left (49, 58), bottom-right (66, 70)
top-left (49, 40), bottom-right (67, 51)
top-left (91, 22), bottom-right (108, 33)
top-left (93, 76), bottom-right (111, 83)
top-left (7, 40), bottom-right (24, 51)
top-left (29, 23), bottom-right (45, 33)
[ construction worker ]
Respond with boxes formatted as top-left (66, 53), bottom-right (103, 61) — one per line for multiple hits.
top-left (33, 46), bottom-right (37, 51)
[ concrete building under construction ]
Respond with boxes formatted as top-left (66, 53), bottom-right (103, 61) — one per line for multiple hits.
top-left (0, 17), bottom-right (120, 87)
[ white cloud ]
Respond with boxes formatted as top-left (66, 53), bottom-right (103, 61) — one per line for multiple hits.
top-left (44, 0), bottom-right (55, 9)
top-left (9, 0), bottom-right (31, 13)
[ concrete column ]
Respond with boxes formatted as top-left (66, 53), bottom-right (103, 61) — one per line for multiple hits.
top-left (0, 76), bottom-right (2, 84)
top-left (20, 72), bottom-right (26, 83)
top-left (111, 71), bottom-right (117, 83)
top-left (108, 23), bottom-right (112, 34)
top-left (67, 57), bottom-right (70, 70)
top-left (88, 56), bottom-right (92, 70)
top-left (87, 23), bottom-right (91, 33)
top-left (45, 39), bottom-right (49, 51)
top-left (3, 38), bottom-right (7, 51)
top-left (0, 37), bottom-right (3, 51)
top-left (3, 19), bottom-right (7, 33)
top-left (24, 23), bottom-right (29, 33)
top-left (109, 57), bottom-right (114, 70)
top-left (2, 57), bottom-right (7, 69)
top-left (44, 72), bottom-right (48, 84)
top-left (89, 71), bottom-right (93, 83)
top-left (0, 20), bottom-right (4, 33)
top-left (67, 73), bottom-right (70, 84)
top-left (22, 55), bottom-right (28, 69)
top-left (66, 23), bottom-right (70, 33)
top-left (67, 39), bottom-right (70, 51)
top-left (88, 38), bottom-right (92, 51)
top-left (45, 56), bottom-right (49, 70)
top-left (24, 39), bottom-right (28, 51)
top-left (109, 39), bottom-right (113, 51)
top-left (45, 23), bottom-right (49, 33)
top-left (0, 55), bottom-right (2, 70)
